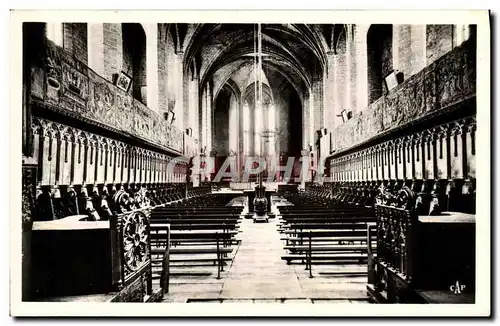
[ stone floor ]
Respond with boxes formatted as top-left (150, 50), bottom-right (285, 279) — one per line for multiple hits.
top-left (162, 204), bottom-right (370, 304)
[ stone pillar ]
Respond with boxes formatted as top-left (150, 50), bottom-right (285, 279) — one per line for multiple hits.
top-left (312, 76), bottom-right (324, 135)
top-left (46, 23), bottom-right (63, 46)
top-left (393, 25), bottom-right (401, 72)
top-left (206, 82), bottom-right (213, 154)
top-left (236, 98), bottom-right (243, 180)
top-left (345, 25), bottom-right (353, 113)
top-left (229, 95), bottom-right (239, 154)
top-left (87, 24), bottom-right (105, 77)
top-left (201, 86), bottom-right (207, 150)
top-left (324, 52), bottom-right (336, 131)
top-left (300, 149), bottom-right (310, 188)
top-left (145, 24), bottom-right (159, 112)
top-left (102, 23), bottom-right (123, 83)
top-left (354, 24), bottom-right (369, 112)
top-left (174, 53), bottom-right (184, 131)
top-left (394, 25), bottom-right (415, 80)
top-left (411, 25), bottom-right (427, 75)
top-left (308, 89), bottom-right (315, 149)
top-left (454, 24), bottom-right (471, 47)
top-left (333, 51), bottom-right (347, 127)
top-left (189, 76), bottom-right (200, 141)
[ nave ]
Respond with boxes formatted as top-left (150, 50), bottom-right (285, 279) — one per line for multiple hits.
top-left (19, 20), bottom-right (479, 310)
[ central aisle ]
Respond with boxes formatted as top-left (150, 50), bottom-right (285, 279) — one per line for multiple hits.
top-left (219, 217), bottom-right (305, 300)
top-left (163, 198), bottom-right (369, 303)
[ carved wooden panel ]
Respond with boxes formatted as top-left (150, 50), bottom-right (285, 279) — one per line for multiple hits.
top-left (465, 117), bottom-right (476, 179)
top-left (450, 121), bottom-right (464, 179)
top-left (389, 141), bottom-right (397, 180)
top-left (435, 126), bottom-right (448, 179)
top-left (404, 136), bottom-right (413, 180)
top-left (382, 143), bottom-right (389, 181)
top-left (329, 117), bottom-right (476, 197)
top-left (74, 131), bottom-right (86, 185)
top-left (96, 136), bottom-right (106, 184)
top-left (413, 133), bottom-right (424, 180)
top-left (396, 138), bottom-right (405, 180)
top-left (423, 130), bottom-right (435, 180)
top-left (332, 40), bottom-right (475, 152)
top-left (29, 117), bottom-right (187, 189)
top-left (35, 39), bottom-right (184, 154)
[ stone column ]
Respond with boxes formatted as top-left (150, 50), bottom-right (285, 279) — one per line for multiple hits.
top-left (87, 24), bottom-right (105, 77)
top-left (333, 50), bottom-right (347, 127)
top-left (354, 24), bottom-right (369, 112)
top-left (410, 25), bottom-right (427, 75)
top-left (393, 25), bottom-right (401, 72)
top-left (206, 82), bottom-right (213, 154)
top-left (174, 52), bottom-right (184, 131)
top-left (324, 52), bottom-right (336, 131)
top-left (200, 86), bottom-right (207, 150)
top-left (102, 24), bottom-right (123, 83)
top-left (188, 76), bottom-right (200, 141)
top-left (145, 24), bottom-right (159, 113)
top-left (302, 91), bottom-right (310, 150)
top-left (345, 25), bottom-right (353, 113)
top-left (308, 89), bottom-right (315, 149)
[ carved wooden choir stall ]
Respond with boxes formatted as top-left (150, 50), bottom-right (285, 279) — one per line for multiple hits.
top-left (326, 38), bottom-right (476, 304)
top-left (22, 25), bottom-right (203, 302)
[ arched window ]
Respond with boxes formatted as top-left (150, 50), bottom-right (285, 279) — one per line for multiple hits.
top-left (122, 23), bottom-right (147, 103)
top-left (46, 23), bottom-right (88, 64)
top-left (367, 24), bottom-right (393, 104)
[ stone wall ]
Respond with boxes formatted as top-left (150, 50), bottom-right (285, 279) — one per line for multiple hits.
top-left (426, 25), bottom-right (454, 65)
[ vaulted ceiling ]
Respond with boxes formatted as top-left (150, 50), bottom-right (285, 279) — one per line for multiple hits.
top-left (176, 24), bottom-right (338, 100)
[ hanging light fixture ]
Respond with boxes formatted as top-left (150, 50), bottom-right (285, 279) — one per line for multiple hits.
top-left (257, 22), bottom-right (263, 188)
top-left (252, 22), bottom-right (269, 223)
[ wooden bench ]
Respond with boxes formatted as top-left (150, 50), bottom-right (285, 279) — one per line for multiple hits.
top-left (281, 229), bottom-right (373, 272)
top-left (151, 214), bottom-right (241, 219)
top-left (149, 195), bottom-right (244, 280)
top-left (151, 230), bottom-right (236, 279)
top-left (280, 217), bottom-right (373, 224)
top-left (278, 201), bottom-right (375, 277)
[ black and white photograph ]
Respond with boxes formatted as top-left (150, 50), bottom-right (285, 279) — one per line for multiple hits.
top-left (10, 9), bottom-right (491, 317)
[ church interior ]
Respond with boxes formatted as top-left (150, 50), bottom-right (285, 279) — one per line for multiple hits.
top-left (20, 22), bottom-right (477, 305)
